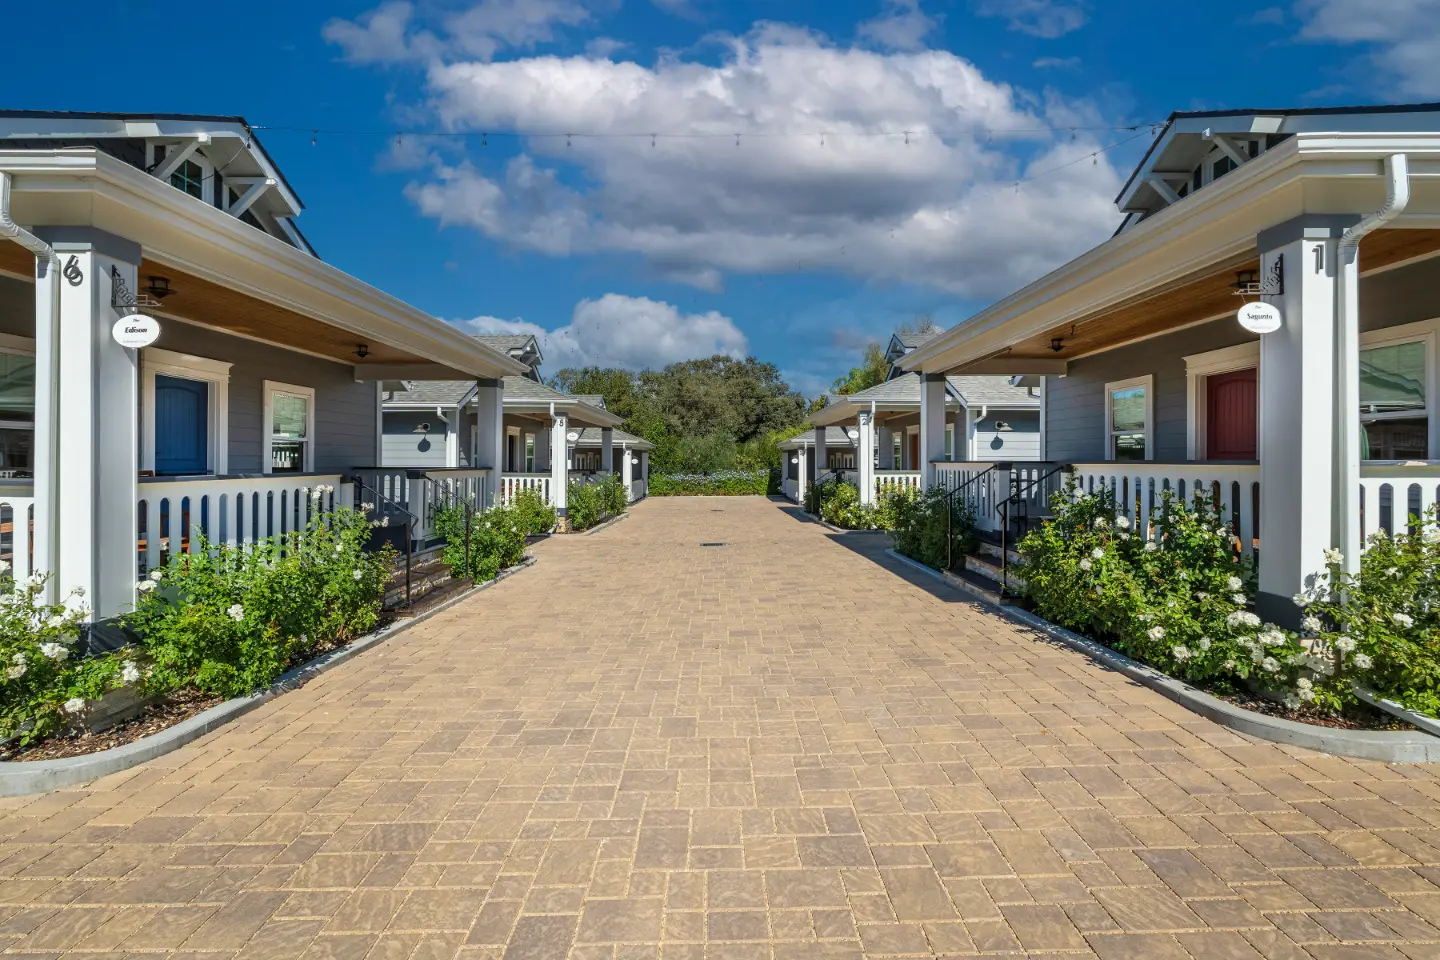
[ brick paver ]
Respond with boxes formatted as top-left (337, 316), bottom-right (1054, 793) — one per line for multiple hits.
top-left (5, 497), bottom-right (1440, 958)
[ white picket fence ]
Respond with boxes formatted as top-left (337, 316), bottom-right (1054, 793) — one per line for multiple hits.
top-left (500, 473), bottom-right (552, 505)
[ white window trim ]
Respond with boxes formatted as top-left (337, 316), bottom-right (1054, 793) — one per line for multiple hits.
top-left (1358, 316), bottom-right (1440, 460)
top-left (147, 143), bottom-right (216, 205)
top-left (1184, 342), bottom-right (1260, 461)
top-left (263, 380), bottom-right (316, 475)
top-left (1104, 374), bottom-right (1155, 462)
top-left (141, 348), bottom-right (232, 476)
top-left (0, 335), bottom-right (37, 457)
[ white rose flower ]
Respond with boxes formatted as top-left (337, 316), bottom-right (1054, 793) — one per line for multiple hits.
top-left (25, 573), bottom-right (44, 589)
top-left (1093, 517), bottom-right (1110, 530)
top-left (1171, 644), bottom-right (1191, 661)
top-left (63, 697), bottom-right (85, 715)
top-left (1323, 547), bottom-right (1344, 565)
top-left (121, 661), bottom-right (141, 685)
top-left (1148, 626), bottom-right (1166, 641)
top-left (1260, 629), bottom-right (1287, 648)
top-left (1387, 567), bottom-right (1401, 578)
top-left (1393, 613), bottom-right (1415, 629)
top-left (1251, 648), bottom-right (1266, 664)
top-left (150, 569), bottom-right (164, 582)
top-left (1091, 547), bottom-right (1105, 560)
top-left (11, 653), bottom-right (24, 666)
top-left (1115, 515), bottom-right (1131, 531)
top-left (1301, 616), bottom-right (1322, 634)
top-left (5, 664), bottom-right (24, 680)
top-left (39, 642), bottom-right (67, 661)
top-left (1144, 541), bottom-right (1159, 553)
top-left (137, 579), bottom-right (157, 594)
top-left (1283, 694), bottom-right (1301, 710)
top-left (0, 560), bottom-right (9, 573)
top-left (1079, 558), bottom-right (1093, 572)
top-left (1288, 652), bottom-right (1309, 666)
top-left (1353, 653), bottom-right (1374, 670)
top-left (1223, 659), bottom-right (1236, 671)
top-left (1227, 611), bottom-right (1261, 629)
top-left (1226, 576), bottom-right (1243, 592)
top-left (45, 614), bottom-right (66, 631)
top-left (352, 568), bottom-right (363, 581)
top-left (1292, 593), bottom-right (1311, 607)
top-left (227, 604), bottom-right (245, 623)
top-left (1262, 657), bottom-right (1280, 673)
top-left (1198, 637), bottom-right (1211, 651)
top-left (1295, 678), bottom-right (1316, 701)
top-left (1195, 591), bottom-right (1209, 601)
top-left (1118, 531), bottom-right (1131, 541)
top-left (1230, 593), bottom-right (1247, 605)
top-left (1334, 636), bottom-right (1357, 653)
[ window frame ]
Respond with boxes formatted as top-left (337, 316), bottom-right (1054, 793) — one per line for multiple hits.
top-left (1358, 318), bottom-right (1440, 461)
top-left (140, 348), bottom-right (232, 477)
top-left (262, 380), bottom-right (316, 475)
top-left (0, 334), bottom-right (37, 478)
top-left (147, 143), bottom-right (216, 206)
top-left (1104, 374), bottom-right (1154, 462)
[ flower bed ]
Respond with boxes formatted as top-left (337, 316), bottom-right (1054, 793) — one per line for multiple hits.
top-left (1, 497), bottom-right (391, 753)
top-left (567, 474), bottom-right (628, 531)
top-left (1016, 484), bottom-right (1430, 722)
top-left (650, 471), bottom-right (769, 496)
top-left (435, 499), bottom-right (531, 581)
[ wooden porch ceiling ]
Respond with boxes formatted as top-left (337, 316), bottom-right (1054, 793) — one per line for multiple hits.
top-left (997, 228), bottom-right (1440, 364)
top-left (0, 239), bottom-right (440, 370)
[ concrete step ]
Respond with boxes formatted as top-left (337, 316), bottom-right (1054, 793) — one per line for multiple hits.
top-left (939, 564), bottom-right (1006, 606)
top-left (973, 538), bottom-right (1023, 566)
top-left (963, 552), bottom-right (1027, 592)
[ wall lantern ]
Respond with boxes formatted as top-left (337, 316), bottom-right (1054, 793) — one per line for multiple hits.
top-left (1049, 337), bottom-right (1064, 353)
top-left (354, 343), bottom-right (371, 359)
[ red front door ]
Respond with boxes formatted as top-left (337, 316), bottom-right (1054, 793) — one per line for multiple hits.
top-left (909, 433), bottom-right (920, 469)
top-left (1207, 368), bottom-right (1258, 460)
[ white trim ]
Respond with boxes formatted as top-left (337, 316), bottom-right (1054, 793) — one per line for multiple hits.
top-left (1184, 342), bottom-right (1260, 460)
top-left (140, 347), bottom-right (232, 476)
top-left (1038, 378), bottom-right (1048, 460)
top-left (1104, 374), bottom-right (1154, 462)
top-left (262, 380), bottom-right (316, 475)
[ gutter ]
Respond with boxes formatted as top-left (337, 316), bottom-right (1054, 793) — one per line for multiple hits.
top-left (0, 173), bottom-right (58, 601)
top-left (1334, 154), bottom-right (1410, 575)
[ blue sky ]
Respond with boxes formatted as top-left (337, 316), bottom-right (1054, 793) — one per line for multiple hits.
top-left (4, 0), bottom-right (1433, 395)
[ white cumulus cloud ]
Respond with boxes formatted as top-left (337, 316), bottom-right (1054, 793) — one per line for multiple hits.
top-left (1296, 0), bottom-right (1440, 97)
top-left (456, 294), bottom-right (749, 371)
top-left (973, 0), bottom-right (1088, 38)
top-left (400, 25), bottom-right (1124, 297)
top-left (324, 0), bottom-right (590, 64)
top-left (858, 0), bottom-right (940, 51)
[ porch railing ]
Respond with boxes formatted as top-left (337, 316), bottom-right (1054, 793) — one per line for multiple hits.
top-left (875, 471), bottom-right (922, 498)
top-left (933, 462), bottom-right (1009, 533)
top-left (1071, 462), bottom-right (1261, 557)
top-left (0, 483), bottom-right (35, 579)
top-left (500, 473), bottom-right (552, 505)
top-left (629, 477), bottom-right (646, 503)
top-left (137, 474), bottom-right (353, 576)
top-left (1359, 463), bottom-right (1440, 540)
top-left (351, 468), bottom-right (489, 545)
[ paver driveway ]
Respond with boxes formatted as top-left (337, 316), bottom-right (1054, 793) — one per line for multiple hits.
top-left (6, 497), bottom-right (1440, 959)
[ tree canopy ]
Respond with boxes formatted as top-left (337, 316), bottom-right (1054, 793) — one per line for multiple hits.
top-left (829, 315), bottom-right (938, 397)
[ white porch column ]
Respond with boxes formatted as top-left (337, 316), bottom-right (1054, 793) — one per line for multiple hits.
top-left (639, 451), bottom-right (649, 496)
top-left (919, 374), bottom-right (947, 489)
top-left (623, 444), bottom-right (635, 501)
top-left (600, 426), bottom-right (614, 477)
top-left (813, 427), bottom-right (828, 480)
top-left (877, 423), bottom-right (894, 470)
top-left (550, 413), bottom-right (570, 520)
top-left (796, 446), bottom-right (808, 502)
top-left (443, 407), bottom-right (461, 468)
top-left (42, 233), bottom-right (141, 620)
top-left (474, 379), bottom-right (504, 504)
top-left (857, 410), bottom-right (876, 505)
top-left (1257, 229), bottom-right (1344, 625)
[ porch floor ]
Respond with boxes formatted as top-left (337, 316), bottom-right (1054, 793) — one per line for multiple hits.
top-left (3, 498), bottom-right (1440, 958)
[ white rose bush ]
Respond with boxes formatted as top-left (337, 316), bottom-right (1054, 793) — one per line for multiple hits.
top-left (0, 574), bottom-right (126, 746)
top-left (435, 498), bottom-right (531, 582)
top-left (1017, 485), bottom-right (1369, 713)
top-left (124, 503), bottom-right (391, 700)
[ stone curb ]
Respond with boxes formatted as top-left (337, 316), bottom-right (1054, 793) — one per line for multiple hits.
top-left (1354, 685), bottom-right (1440, 739)
top-left (884, 548), bottom-right (1440, 763)
top-left (0, 556), bottom-right (539, 798)
top-left (567, 511), bottom-right (630, 537)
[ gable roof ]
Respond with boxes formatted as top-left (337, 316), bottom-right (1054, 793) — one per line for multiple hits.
top-left (473, 333), bottom-right (538, 355)
top-left (573, 394), bottom-right (606, 408)
top-left (946, 376), bottom-right (1038, 408)
top-left (572, 426), bottom-right (654, 450)
top-left (810, 372), bottom-right (1036, 425)
top-left (386, 381), bottom-right (474, 407)
top-left (778, 426), bottom-right (855, 449)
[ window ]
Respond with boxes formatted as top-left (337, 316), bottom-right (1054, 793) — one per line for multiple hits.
top-left (1212, 155), bottom-right (1236, 182)
top-left (1106, 376), bottom-right (1153, 461)
top-left (525, 434), bottom-right (536, 472)
top-left (171, 159), bottom-right (204, 199)
top-left (1361, 340), bottom-right (1428, 460)
top-left (0, 342), bottom-right (35, 477)
top-left (263, 381), bottom-right (315, 474)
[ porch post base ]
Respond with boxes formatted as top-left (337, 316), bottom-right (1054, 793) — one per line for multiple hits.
top-left (1255, 591), bottom-right (1303, 633)
top-left (554, 510), bottom-right (571, 534)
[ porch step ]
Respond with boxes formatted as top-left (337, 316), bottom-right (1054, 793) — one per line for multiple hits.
top-left (973, 535), bottom-right (1023, 567)
top-left (383, 556), bottom-right (455, 610)
top-left (941, 564), bottom-right (1007, 606)
top-left (963, 552), bottom-right (1027, 592)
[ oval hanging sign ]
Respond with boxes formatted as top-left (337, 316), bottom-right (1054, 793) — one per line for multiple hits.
top-left (1237, 301), bottom-right (1282, 334)
top-left (112, 314), bottom-right (161, 349)
top-left (566, 431), bottom-right (579, 443)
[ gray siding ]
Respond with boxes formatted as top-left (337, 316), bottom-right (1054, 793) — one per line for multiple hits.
top-left (382, 410), bottom-right (450, 468)
top-left (975, 411), bottom-right (1040, 460)
top-left (1045, 318), bottom-right (1257, 463)
top-left (1361, 255), bottom-right (1440, 334)
top-left (152, 322), bottom-right (378, 474)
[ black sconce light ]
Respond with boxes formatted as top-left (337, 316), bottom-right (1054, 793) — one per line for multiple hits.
top-left (145, 276), bottom-right (175, 300)
top-left (354, 344), bottom-right (371, 359)
top-left (1049, 337), bottom-right (1064, 353)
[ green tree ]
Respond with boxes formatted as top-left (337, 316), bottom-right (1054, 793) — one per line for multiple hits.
top-left (831, 342), bottom-right (889, 395)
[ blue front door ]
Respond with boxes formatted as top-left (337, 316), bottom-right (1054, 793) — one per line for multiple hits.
top-left (155, 375), bottom-right (209, 475)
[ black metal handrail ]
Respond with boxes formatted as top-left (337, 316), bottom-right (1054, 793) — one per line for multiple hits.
top-left (943, 465), bottom-right (999, 571)
top-left (995, 463), bottom-right (1071, 596)
top-left (352, 476), bottom-right (421, 612)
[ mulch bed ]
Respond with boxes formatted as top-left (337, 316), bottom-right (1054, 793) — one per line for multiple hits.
top-left (1216, 689), bottom-right (1413, 731)
top-left (0, 689), bottom-right (226, 763)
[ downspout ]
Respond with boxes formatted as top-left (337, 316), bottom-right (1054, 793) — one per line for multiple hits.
top-left (0, 173), bottom-right (59, 595)
top-left (1334, 154), bottom-right (1409, 575)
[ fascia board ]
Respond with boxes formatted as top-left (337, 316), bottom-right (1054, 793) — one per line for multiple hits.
top-left (900, 138), bottom-right (1308, 375)
top-left (0, 150), bottom-right (528, 380)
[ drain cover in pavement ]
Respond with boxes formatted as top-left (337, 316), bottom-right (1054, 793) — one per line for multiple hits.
top-left (699, 542), bottom-right (728, 547)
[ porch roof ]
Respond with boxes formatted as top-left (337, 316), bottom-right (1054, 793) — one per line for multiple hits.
top-left (0, 147), bottom-right (528, 381)
top-left (572, 427), bottom-right (654, 451)
top-left (778, 427), bottom-right (855, 450)
top-left (898, 129), bottom-right (1440, 377)
top-left (808, 372), bottom-right (1036, 426)
top-left (501, 376), bottom-right (623, 427)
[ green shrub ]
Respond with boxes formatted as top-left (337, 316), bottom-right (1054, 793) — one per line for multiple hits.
top-left (1018, 485), bottom-right (1358, 710)
top-left (819, 481), bottom-right (878, 530)
top-left (650, 471), bottom-right (768, 496)
top-left (1298, 509), bottom-right (1440, 715)
top-left (511, 487), bottom-right (557, 535)
top-left (436, 501), bottom-right (528, 582)
top-left (889, 486), bottom-right (975, 571)
top-left (0, 577), bottom-right (127, 747)
top-left (567, 474), bottom-right (628, 531)
top-left (125, 501), bottom-right (392, 701)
